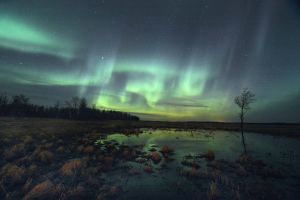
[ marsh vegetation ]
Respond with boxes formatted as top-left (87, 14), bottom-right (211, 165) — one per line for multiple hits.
top-left (0, 118), bottom-right (299, 199)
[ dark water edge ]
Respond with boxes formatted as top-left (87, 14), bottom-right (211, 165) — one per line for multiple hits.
top-left (0, 117), bottom-right (300, 138)
top-left (96, 129), bottom-right (300, 200)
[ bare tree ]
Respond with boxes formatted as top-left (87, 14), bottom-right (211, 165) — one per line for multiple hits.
top-left (11, 94), bottom-right (29, 105)
top-left (0, 93), bottom-right (8, 106)
top-left (79, 98), bottom-right (87, 110)
top-left (71, 97), bottom-right (80, 110)
top-left (234, 88), bottom-right (255, 154)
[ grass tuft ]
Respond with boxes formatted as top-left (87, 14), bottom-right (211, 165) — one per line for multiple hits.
top-left (208, 181), bottom-right (221, 200)
top-left (24, 180), bottom-right (57, 200)
top-left (61, 159), bottom-right (86, 176)
top-left (0, 163), bottom-right (26, 186)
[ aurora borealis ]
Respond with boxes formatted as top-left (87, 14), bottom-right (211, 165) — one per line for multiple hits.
top-left (0, 0), bottom-right (299, 122)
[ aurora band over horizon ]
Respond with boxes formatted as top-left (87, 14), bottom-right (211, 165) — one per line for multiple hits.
top-left (0, 0), bottom-right (300, 122)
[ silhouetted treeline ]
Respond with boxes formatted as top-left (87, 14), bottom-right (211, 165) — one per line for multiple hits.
top-left (0, 93), bottom-right (139, 121)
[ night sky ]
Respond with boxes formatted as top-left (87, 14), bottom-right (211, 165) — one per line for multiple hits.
top-left (0, 0), bottom-right (300, 122)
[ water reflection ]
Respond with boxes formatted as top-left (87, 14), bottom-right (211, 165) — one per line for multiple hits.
top-left (95, 129), bottom-right (300, 200)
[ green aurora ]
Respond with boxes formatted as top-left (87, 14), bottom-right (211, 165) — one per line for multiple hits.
top-left (0, 0), bottom-right (300, 122)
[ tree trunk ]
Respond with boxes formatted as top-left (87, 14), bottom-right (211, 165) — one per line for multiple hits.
top-left (240, 110), bottom-right (247, 154)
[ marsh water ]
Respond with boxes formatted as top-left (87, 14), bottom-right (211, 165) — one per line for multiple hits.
top-left (96, 129), bottom-right (300, 200)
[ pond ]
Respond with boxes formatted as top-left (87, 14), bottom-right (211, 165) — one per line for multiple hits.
top-left (96, 129), bottom-right (300, 200)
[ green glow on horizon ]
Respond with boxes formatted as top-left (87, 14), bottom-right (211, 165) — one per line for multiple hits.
top-left (91, 59), bottom-right (220, 120)
top-left (0, 55), bottom-right (237, 121)
top-left (0, 13), bottom-right (237, 121)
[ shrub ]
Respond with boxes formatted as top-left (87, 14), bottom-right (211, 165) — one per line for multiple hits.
top-left (3, 143), bottom-right (25, 160)
top-left (61, 159), bottom-right (86, 176)
top-left (82, 146), bottom-right (95, 154)
top-left (208, 181), bottom-right (221, 200)
top-left (24, 180), bottom-right (57, 200)
top-left (150, 152), bottom-right (161, 164)
top-left (23, 136), bottom-right (34, 145)
top-left (56, 146), bottom-right (65, 153)
top-left (161, 145), bottom-right (174, 155)
top-left (206, 150), bottom-right (215, 161)
top-left (35, 150), bottom-right (54, 163)
top-left (0, 163), bottom-right (26, 186)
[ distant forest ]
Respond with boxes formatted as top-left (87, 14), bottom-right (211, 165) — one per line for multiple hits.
top-left (0, 93), bottom-right (139, 121)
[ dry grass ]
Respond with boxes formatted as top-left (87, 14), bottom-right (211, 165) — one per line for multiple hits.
top-left (65, 185), bottom-right (85, 199)
top-left (44, 142), bottom-right (54, 149)
top-left (144, 165), bottom-right (153, 173)
top-left (150, 152), bottom-right (161, 164)
top-left (3, 143), bottom-right (25, 160)
top-left (161, 145), bottom-right (174, 154)
top-left (237, 165), bottom-right (248, 176)
top-left (61, 159), bottom-right (86, 176)
top-left (103, 156), bottom-right (114, 169)
top-left (23, 136), bottom-right (34, 145)
top-left (260, 167), bottom-right (285, 179)
top-left (208, 160), bottom-right (223, 170)
top-left (188, 167), bottom-right (200, 178)
top-left (0, 117), bottom-right (299, 139)
top-left (208, 181), bottom-right (221, 200)
top-left (27, 164), bottom-right (38, 176)
top-left (24, 180), bottom-right (57, 200)
top-left (206, 150), bottom-right (215, 161)
top-left (22, 178), bottom-right (33, 194)
top-left (56, 146), bottom-right (65, 153)
top-left (83, 167), bottom-right (100, 176)
top-left (0, 163), bottom-right (26, 186)
top-left (106, 185), bottom-right (121, 197)
top-left (236, 154), bottom-right (252, 165)
top-left (82, 145), bottom-right (95, 154)
top-left (76, 145), bottom-right (84, 153)
top-left (34, 149), bottom-right (54, 163)
top-left (121, 147), bottom-right (136, 160)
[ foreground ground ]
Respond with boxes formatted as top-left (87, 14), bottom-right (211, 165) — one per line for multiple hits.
top-left (0, 117), bottom-right (299, 199)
